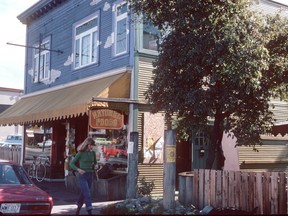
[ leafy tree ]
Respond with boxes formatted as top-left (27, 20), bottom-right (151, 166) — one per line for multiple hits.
top-left (129, 0), bottom-right (288, 169)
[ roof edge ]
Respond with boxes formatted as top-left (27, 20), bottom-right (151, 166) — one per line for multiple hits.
top-left (17, 0), bottom-right (68, 25)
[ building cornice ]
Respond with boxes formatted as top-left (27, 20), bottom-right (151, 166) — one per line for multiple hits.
top-left (17, 0), bottom-right (68, 24)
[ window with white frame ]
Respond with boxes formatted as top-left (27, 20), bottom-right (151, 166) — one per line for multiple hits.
top-left (74, 12), bottom-right (99, 69)
top-left (33, 37), bottom-right (51, 83)
top-left (114, 1), bottom-right (128, 56)
top-left (142, 20), bottom-right (159, 51)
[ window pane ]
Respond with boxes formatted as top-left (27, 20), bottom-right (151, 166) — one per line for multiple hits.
top-left (33, 56), bottom-right (38, 82)
top-left (34, 57), bottom-right (38, 73)
top-left (35, 48), bottom-right (39, 55)
top-left (143, 21), bottom-right (159, 51)
top-left (76, 18), bottom-right (98, 35)
top-left (75, 39), bottom-right (80, 68)
top-left (45, 52), bottom-right (50, 79)
top-left (74, 13), bottom-right (99, 68)
top-left (117, 3), bottom-right (127, 16)
top-left (33, 38), bottom-right (50, 82)
top-left (40, 55), bottom-right (45, 79)
top-left (81, 35), bottom-right (90, 65)
top-left (116, 18), bottom-right (127, 54)
top-left (92, 31), bottom-right (98, 63)
top-left (42, 41), bottom-right (49, 50)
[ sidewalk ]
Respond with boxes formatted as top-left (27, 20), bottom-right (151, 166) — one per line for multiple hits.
top-left (33, 180), bottom-right (122, 215)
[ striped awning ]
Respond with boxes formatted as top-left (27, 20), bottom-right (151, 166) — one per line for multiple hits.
top-left (0, 72), bottom-right (130, 125)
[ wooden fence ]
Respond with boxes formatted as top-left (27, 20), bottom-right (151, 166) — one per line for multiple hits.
top-left (179, 169), bottom-right (288, 215)
top-left (0, 146), bottom-right (21, 164)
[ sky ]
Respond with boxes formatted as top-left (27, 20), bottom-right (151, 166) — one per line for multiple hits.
top-left (0, 0), bottom-right (39, 90)
top-left (0, 0), bottom-right (287, 90)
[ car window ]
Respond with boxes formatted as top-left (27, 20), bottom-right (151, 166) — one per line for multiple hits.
top-left (5, 135), bottom-right (22, 141)
top-left (3, 166), bottom-right (20, 184)
top-left (0, 164), bottom-right (32, 185)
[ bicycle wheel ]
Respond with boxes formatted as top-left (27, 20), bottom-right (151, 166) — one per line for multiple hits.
top-left (36, 163), bottom-right (46, 182)
top-left (28, 164), bottom-right (34, 179)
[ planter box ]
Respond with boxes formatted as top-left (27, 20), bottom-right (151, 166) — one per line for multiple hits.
top-left (92, 173), bottom-right (127, 201)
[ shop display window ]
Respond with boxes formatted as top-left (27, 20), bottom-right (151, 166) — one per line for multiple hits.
top-left (89, 127), bottom-right (128, 171)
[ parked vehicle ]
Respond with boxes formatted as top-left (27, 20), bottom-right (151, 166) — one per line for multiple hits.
top-left (0, 159), bottom-right (53, 215)
top-left (1, 135), bottom-right (22, 148)
top-left (37, 139), bottom-right (52, 148)
top-left (102, 143), bottom-right (127, 160)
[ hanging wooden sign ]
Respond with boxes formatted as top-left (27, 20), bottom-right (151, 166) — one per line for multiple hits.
top-left (89, 109), bottom-right (124, 130)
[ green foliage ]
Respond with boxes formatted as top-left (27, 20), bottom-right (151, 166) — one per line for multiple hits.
top-left (129, 0), bottom-right (288, 168)
top-left (137, 176), bottom-right (155, 197)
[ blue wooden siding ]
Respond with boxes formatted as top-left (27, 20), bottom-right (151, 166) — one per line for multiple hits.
top-left (24, 0), bottom-right (132, 94)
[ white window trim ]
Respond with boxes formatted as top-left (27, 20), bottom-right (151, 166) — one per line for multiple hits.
top-left (33, 36), bottom-right (51, 83)
top-left (139, 21), bottom-right (159, 55)
top-left (113, 1), bottom-right (129, 57)
top-left (73, 11), bottom-right (100, 70)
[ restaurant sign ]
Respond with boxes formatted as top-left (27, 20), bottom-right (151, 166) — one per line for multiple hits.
top-left (89, 109), bottom-right (124, 130)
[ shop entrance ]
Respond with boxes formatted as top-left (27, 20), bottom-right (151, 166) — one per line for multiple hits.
top-left (191, 131), bottom-right (210, 170)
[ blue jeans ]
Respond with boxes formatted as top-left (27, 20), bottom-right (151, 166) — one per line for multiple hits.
top-left (76, 172), bottom-right (93, 211)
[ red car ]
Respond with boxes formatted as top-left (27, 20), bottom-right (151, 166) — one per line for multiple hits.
top-left (102, 144), bottom-right (127, 160)
top-left (0, 159), bottom-right (53, 215)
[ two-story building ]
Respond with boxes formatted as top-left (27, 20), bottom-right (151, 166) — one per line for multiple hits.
top-left (0, 0), bottom-right (166, 195)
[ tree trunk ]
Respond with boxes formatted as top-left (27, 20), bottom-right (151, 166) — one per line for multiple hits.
top-left (205, 114), bottom-right (225, 169)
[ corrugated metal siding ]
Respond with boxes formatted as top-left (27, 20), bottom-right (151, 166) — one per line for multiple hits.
top-left (138, 57), bottom-right (155, 101)
top-left (269, 100), bottom-right (288, 124)
top-left (137, 111), bottom-right (144, 153)
top-left (138, 164), bottom-right (164, 196)
top-left (238, 144), bottom-right (288, 172)
top-left (251, 0), bottom-right (288, 18)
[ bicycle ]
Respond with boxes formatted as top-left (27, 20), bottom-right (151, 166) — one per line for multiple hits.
top-left (28, 155), bottom-right (50, 182)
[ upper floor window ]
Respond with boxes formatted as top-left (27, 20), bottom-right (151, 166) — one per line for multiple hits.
top-left (142, 20), bottom-right (159, 52)
top-left (114, 1), bottom-right (128, 56)
top-left (73, 12), bottom-right (99, 69)
top-left (33, 36), bottom-right (51, 83)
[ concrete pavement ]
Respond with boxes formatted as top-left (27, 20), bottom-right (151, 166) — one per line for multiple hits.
top-left (33, 180), bottom-right (122, 215)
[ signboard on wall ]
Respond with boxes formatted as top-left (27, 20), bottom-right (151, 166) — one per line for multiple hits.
top-left (89, 109), bottom-right (124, 130)
top-left (143, 113), bottom-right (165, 163)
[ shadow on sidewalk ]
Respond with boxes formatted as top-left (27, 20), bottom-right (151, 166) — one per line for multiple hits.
top-left (33, 180), bottom-right (78, 206)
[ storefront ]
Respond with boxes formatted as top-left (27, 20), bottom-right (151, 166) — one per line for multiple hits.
top-left (0, 72), bottom-right (132, 181)
top-left (64, 107), bottom-right (130, 174)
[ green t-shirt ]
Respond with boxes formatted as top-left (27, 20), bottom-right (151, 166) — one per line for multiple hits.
top-left (69, 151), bottom-right (97, 173)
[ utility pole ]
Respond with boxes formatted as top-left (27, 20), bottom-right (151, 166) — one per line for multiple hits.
top-left (163, 129), bottom-right (176, 212)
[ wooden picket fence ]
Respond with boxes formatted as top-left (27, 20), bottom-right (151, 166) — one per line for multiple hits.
top-left (0, 146), bottom-right (21, 164)
top-left (179, 169), bottom-right (287, 215)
